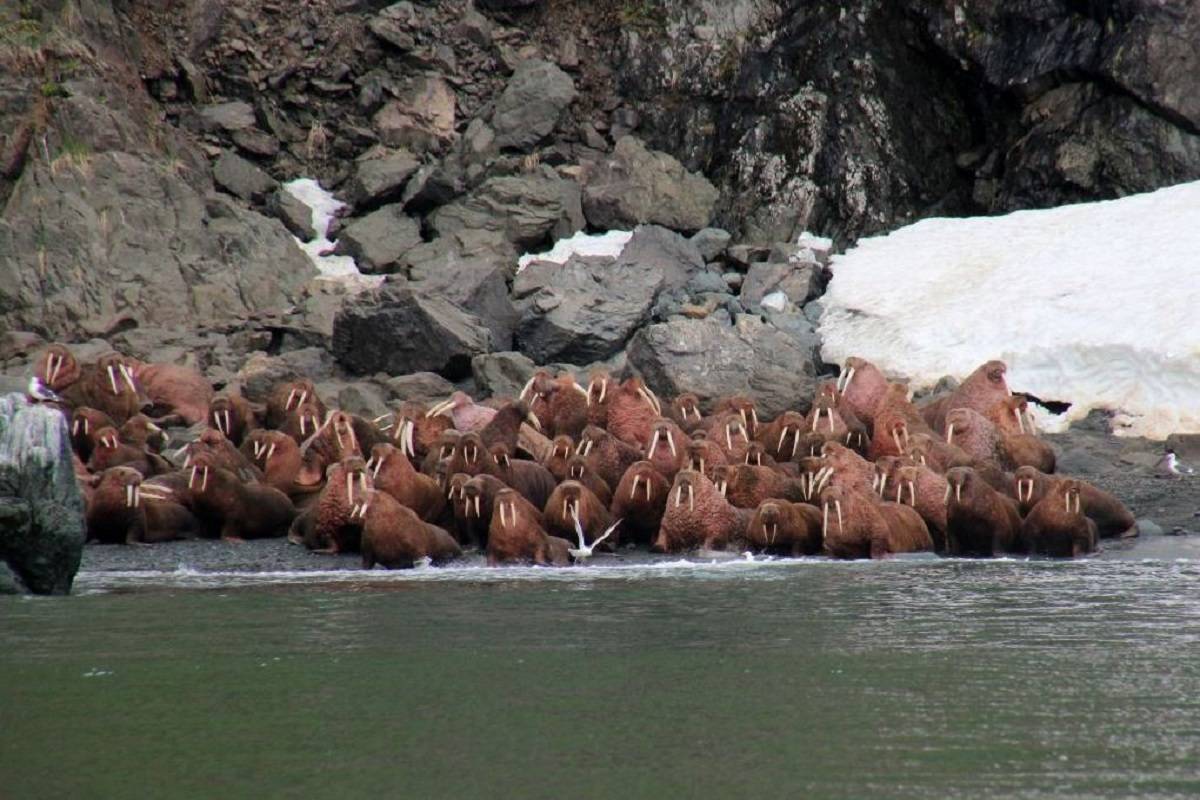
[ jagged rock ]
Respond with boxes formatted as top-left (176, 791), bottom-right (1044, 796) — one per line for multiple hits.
top-left (404, 250), bottom-right (518, 350)
top-left (384, 372), bottom-right (457, 404)
top-left (471, 351), bottom-right (538, 399)
top-left (373, 76), bottom-right (456, 153)
top-left (627, 315), bottom-right (821, 418)
top-left (613, 225), bottom-right (705, 291)
top-left (368, 2), bottom-right (420, 50)
top-left (333, 204), bottom-right (422, 273)
top-left (740, 262), bottom-right (825, 309)
top-left (212, 150), bottom-right (278, 203)
top-left (196, 101), bottom-right (256, 132)
top-left (267, 188), bottom-right (316, 240)
top-left (235, 348), bottom-right (340, 402)
top-left (232, 128), bottom-right (280, 158)
top-left (516, 255), bottom-right (664, 364)
top-left (690, 228), bottom-right (732, 261)
top-left (582, 136), bottom-right (718, 233)
top-left (332, 287), bottom-right (492, 378)
top-left (428, 170), bottom-right (583, 250)
top-left (492, 59), bottom-right (578, 151)
top-left (0, 394), bottom-right (85, 595)
top-left (454, 5), bottom-right (494, 47)
top-left (345, 149), bottom-right (421, 209)
top-left (725, 244), bottom-right (772, 269)
top-left (336, 382), bottom-right (391, 420)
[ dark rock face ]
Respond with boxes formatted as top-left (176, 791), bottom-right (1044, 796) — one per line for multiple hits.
top-left (0, 395), bottom-right (86, 595)
top-left (627, 316), bottom-right (821, 418)
top-left (332, 286), bottom-right (492, 378)
top-left (492, 59), bottom-right (578, 151)
top-left (212, 150), bottom-right (278, 202)
top-left (427, 171), bottom-right (584, 251)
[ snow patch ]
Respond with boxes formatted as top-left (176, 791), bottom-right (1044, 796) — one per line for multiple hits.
top-left (283, 178), bottom-right (383, 290)
top-left (818, 180), bottom-right (1200, 439)
top-left (516, 229), bottom-right (633, 272)
top-left (761, 291), bottom-right (788, 313)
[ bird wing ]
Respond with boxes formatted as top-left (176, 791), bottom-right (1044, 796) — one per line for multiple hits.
top-left (593, 518), bottom-right (621, 547)
top-left (570, 506), bottom-right (587, 549)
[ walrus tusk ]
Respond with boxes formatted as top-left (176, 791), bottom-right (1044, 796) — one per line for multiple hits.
top-left (335, 425), bottom-right (345, 450)
top-left (299, 415), bottom-right (307, 436)
top-left (637, 386), bottom-right (657, 412)
top-left (666, 430), bottom-right (676, 458)
top-left (266, 443), bottom-right (276, 462)
top-left (688, 484), bottom-right (694, 512)
top-left (648, 429), bottom-right (660, 459)
top-left (879, 474), bottom-right (888, 498)
top-left (822, 502), bottom-right (829, 541)
top-left (572, 382), bottom-right (589, 398)
top-left (585, 380), bottom-right (595, 406)
top-left (871, 473), bottom-right (879, 493)
top-left (955, 484), bottom-right (962, 503)
top-left (223, 410), bottom-right (231, 437)
top-left (371, 455), bottom-right (383, 479)
top-left (944, 484), bottom-right (951, 504)
top-left (134, 485), bottom-right (141, 508)
top-left (895, 484), bottom-right (902, 503)
top-left (827, 409), bottom-right (835, 434)
top-left (120, 363), bottom-right (137, 395)
top-left (426, 399), bottom-right (453, 418)
top-left (1014, 407), bottom-right (1025, 434)
top-left (699, 457), bottom-right (706, 474)
top-left (72, 418), bottom-right (80, 436)
top-left (893, 430), bottom-right (903, 454)
top-left (107, 365), bottom-right (119, 395)
top-left (346, 472), bottom-right (354, 508)
top-left (598, 380), bottom-right (607, 404)
top-left (630, 475), bottom-right (640, 499)
top-left (1074, 494), bottom-right (1080, 514)
top-left (126, 484), bottom-right (134, 508)
top-left (372, 413), bottom-right (392, 425)
top-left (474, 495), bottom-right (481, 519)
top-left (526, 411), bottom-right (542, 431)
top-left (725, 425), bottom-right (733, 451)
top-left (674, 485), bottom-right (683, 508)
top-left (835, 499), bottom-right (843, 533)
top-left (791, 432), bottom-right (800, 459)
top-left (751, 408), bottom-right (759, 430)
top-left (907, 481), bottom-right (916, 507)
top-left (200, 466), bottom-right (208, 493)
top-left (519, 377), bottom-right (536, 401)
top-left (583, 440), bottom-right (593, 457)
top-left (404, 421), bottom-right (415, 458)
top-left (285, 388), bottom-right (297, 410)
top-left (562, 498), bottom-right (569, 520)
top-left (499, 502), bottom-right (508, 528)
top-left (779, 427), bottom-right (790, 451)
top-left (945, 423), bottom-right (955, 444)
top-left (645, 479), bottom-right (652, 502)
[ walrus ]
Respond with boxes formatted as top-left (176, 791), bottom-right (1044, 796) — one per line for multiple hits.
top-left (488, 442), bottom-right (557, 510)
top-left (746, 500), bottom-right (823, 556)
top-left (34, 343), bottom-right (82, 394)
top-left (703, 411), bottom-right (752, 463)
top-left (610, 460), bottom-right (670, 546)
top-left (118, 414), bottom-right (167, 453)
top-left (87, 426), bottom-right (172, 477)
top-left (366, 442), bottom-right (445, 522)
top-left (293, 410), bottom-right (366, 488)
top-left (712, 395), bottom-right (761, 439)
top-left (265, 378), bottom-right (325, 431)
top-left (668, 392), bottom-right (705, 433)
top-left (605, 376), bottom-right (662, 448)
top-left (523, 371), bottom-right (589, 438)
top-left (207, 392), bottom-right (257, 447)
top-left (562, 454), bottom-right (612, 506)
top-left (984, 395), bottom-right (1035, 438)
top-left (1013, 466), bottom-right (1135, 538)
top-left (186, 454), bottom-right (296, 541)
top-left (85, 466), bottom-right (197, 544)
top-left (872, 502), bottom-right (934, 557)
top-left (459, 473), bottom-right (530, 549)
top-left (681, 434), bottom-right (724, 478)
top-left (927, 360), bottom-right (1012, 435)
top-left (577, 425), bottom-right (643, 492)
top-left (479, 399), bottom-right (542, 453)
top-left (69, 406), bottom-right (116, 461)
top-left (302, 458), bottom-right (372, 552)
top-left (803, 396), bottom-right (850, 442)
top-left (654, 470), bottom-right (744, 553)
top-left (645, 418), bottom-right (689, 479)
top-left (790, 431), bottom-right (828, 460)
top-left (835, 357), bottom-right (892, 427)
top-left (584, 368), bottom-right (614, 428)
top-left (127, 357), bottom-right (213, 426)
top-left (756, 410), bottom-right (809, 462)
top-left (892, 464), bottom-right (950, 551)
top-left (427, 390), bottom-right (497, 432)
top-left (544, 480), bottom-right (614, 549)
top-left (944, 466), bottom-right (1023, 556)
top-left (76, 353), bottom-right (152, 425)
top-left (741, 442), bottom-right (797, 476)
top-left (819, 441), bottom-right (876, 495)
top-left (387, 400), bottom-right (452, 462)
top-left (486, 487), bottom-right (571, 566)
top-left (252, 430), bottom-right (306, 496)
top-left (541, 434), bottom-right (575, 482)
top-left (420, 429), bottom-right (462, 477)
top-left (998, 433), bottom-right (1057, 474)
top-left (1020, 479), bottom-right (1098, 557)
top-left (183, 428), bottom-right (263, 481)
top-left (712, 463), bottom-right (803, 510)
top-left (816, 484), bottom-right (889, 560)
top-left (359, 489), bottom-right (462, 569)
top-left (279, 397), bottom-right (325, 445)
top-left (445, 432), bottom-right (490, 478)
top-left (944, 407), bottom-right (1002, 463)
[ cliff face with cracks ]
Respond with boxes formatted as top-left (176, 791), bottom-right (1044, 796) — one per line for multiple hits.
top-left (1, 0), bottom-right (1198, 408)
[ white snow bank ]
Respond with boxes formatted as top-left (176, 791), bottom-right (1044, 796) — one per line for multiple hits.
top-left (283, 179), bottom-right (383, 290)
top-left (516, 229), bottom-right (633, 272)
top-left (818, 180), bottom-right (1200, 439)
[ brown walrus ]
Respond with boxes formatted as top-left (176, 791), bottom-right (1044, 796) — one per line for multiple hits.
top-left (359, 489), bottom-right (462, 569)
top-left (265, 378), bottom-right (325, 431)
top-left (645, 418), bottom-right (689, 479)
top-left (302, 458), bottom-right (372, 552)
top-left (654, 470), bottom-right (743, 553)
top-left (1020, 479), bottom-right (1098, 557)
top-left (128, 358), bottom-right (213, 426)
top-left (69, 406), bottom-right (116, 462)
top-left (541, 435), bottom-right (575, 482)
top-left (816, 484), bottom-right (888, 559)
top-left (544, 480), bottom-right (614, 550)
top-left (577, 425), bottom-right (643, 492)
top-left (756, 410), bottom-right (808, 462)
top-left (366, 442), bottom-right (445, 522)
top-left (186, 454), bottom-right (296, 541)
top-left (86, 426), bottom-right (171, 477)
top-left (563, 454), bottom-right (612, 506)
top-left (944, 466), bottom-right (1023, 557)
top-left (746, 500), bottom-right (823, 556)
top-left (1013, 466), bottom-right (1136, 538)
top-left (835, 356), bottom-right (892, 427)
top-left (926, 360), bottom-right (1012, 434)
top-left (668, 392), bottom-right (705, 434)
top-left (486, 488), bottom-right (570, 566)
top-left (892, 464), bottom-right (949, 551)
top-left (610, 460), bottom-right (670, 546)
top-left (872, 502), bottom-right (935, 557)
top-left (605, 376), bottom-right (662, 448)
top-left (207, 393), bottom-right (257, 447)
top-left (488, 442), bottom-right (557, 511)
top-left (85, 467), bottom-right (198, 544)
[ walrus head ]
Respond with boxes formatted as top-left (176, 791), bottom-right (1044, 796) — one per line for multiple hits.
top-left (208, 395), bottom-right (239, 438)
top-left (575, 426), bottom-right (606, 458)
top-left (291, 398), bottom-right (323, 439)
top-left (624, 461), bottom-right (658, 503)
top-left (556, 480), bottom-right (587, 523)
top-left (771, 411), bottom-right (808, 458)
top-left (328, 457), bottom-right (372, 519)
top-left (565, 453), bottom-right (590, 481)
top-left (1059, 480), bottom-right (1083, 515)
top-left (93, 425), bottom-right (121, 452)
top-left (817, 485), bottom-right (847, 543)
top-left (710, 464), bottom-right (732, 498)
top-left (518, 369), bottom-right (554, 403)
top-left (983, 360), bottom-right (1010, 395)
top-left (255, 431), bottom-right (291, 467)
top-left (95, 353), bottom-right (144, 402)
top-left (546, 435), bottom-right (574, 462)
top-left (327, 411), bottom-right (360, 457)
top-left (585, 369), bottom-right (612, 407)
top-left (1013, 465), bottom-right (1047, 506)
top-left (490, 442), bottom-right (513, 470)
top-left (893, 465), bottom-right (921, 507)
top-left (716, 395), bottom-right (759, 437)
top-left (457, 433), bottom-right (484, 467)
top-left (36, 344), bottom-right (80, 391)
top-left (688, 439), bottom-right (716, 473)
top-left (617, 376), bottom-right (661, 415)
top-left (366, 442), bottom-right (401, 481)
top-left (943, 467), bottom-right (979, 506)
top-left (460, 476), bottom-right (487, 520)
top-left (672, 393), bottom-right (703, 423)
top-left (647, 419), bottom-right (680, 461)
top-left (492, 487), bottom-right (522, 529)
top-left (755, 501), bottom-right (785, 545)
top-left (671, 470), bottom-right (704, 511)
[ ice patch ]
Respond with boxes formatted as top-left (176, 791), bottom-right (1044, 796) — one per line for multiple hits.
top-left (818, 180), bottom-right (1200, 439)
top-left (516, 229), bottom-right (633, 272)
top-left (283, 178), bottom-right (383, 290)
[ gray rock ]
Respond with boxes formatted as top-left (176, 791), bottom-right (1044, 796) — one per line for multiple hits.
top-left (0, 394), bottom-right (85, 595)
top-left (582, 136), bottom-right (718, 232)
top-left (428, 171), bottom-right (583, 250)
top-left (687, 270), bottom-right (729, 295)
top-left (235, 348), bottom-right (340, 403)
top-left (516, 256), bottom-right (664, 364)
top-left (367, 2), bottom-right (419, 50)
top-left (512, 260), bottom-right (560, 300)
top-left (345, 148), bottom-right (421, 210)
top-left (722, 272), bottom-right (743, 291)
top-left (333, 204), bottom-right (422, 274)
top-left (405, 250), bottom-right (518, 350)
top-left (267, 188), bottom-right (316, 240)
top-left (615, 225), bottom-right (706, 291)
top-left (336, 382), bottom-right (391, 420)
top-left (454, 5), bottom-right (493, 47)
top-left (740, 262), bottom-right (825, 308)
top-left (196, 101), bottom-right (256, 132)
top-left (384, 372), bottom-right (457, 404)
top-left (333, 287), bottom-right (492, 378)
top-left (231, 128), bottom-right (280, 158)
top-left (471, 351), bottom-right (539, 399)
top-left (492, 59), bottom-right (578, 152)
top-left (212, 150), bottom-right (278, 203)
top-left (372, 76), bottom-right (456, 153)
top-left (725, 244), bottom-right (772, 268)
top-left (627, 315), bottom-right (821, 418)
top-left (691, 227), bottom-right (732, 261)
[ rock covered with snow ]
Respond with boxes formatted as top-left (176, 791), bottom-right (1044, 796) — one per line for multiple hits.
top-left (819, 181), bottom-right (1200, 438)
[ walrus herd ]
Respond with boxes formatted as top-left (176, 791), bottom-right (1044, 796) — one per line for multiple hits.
top-left (33, 344), bottom-right (1138, 568)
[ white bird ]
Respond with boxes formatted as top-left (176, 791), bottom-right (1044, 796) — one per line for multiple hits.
top-left (1155, 450), bottom-right (1194, 478)
top-left (567, 508), bottom-right (620, 561)
top-left (27, 375), bottom-right (63, 404)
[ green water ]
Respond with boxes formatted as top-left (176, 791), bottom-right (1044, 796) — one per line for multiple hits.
top-left (3, 558), bottom-right (1200, 799)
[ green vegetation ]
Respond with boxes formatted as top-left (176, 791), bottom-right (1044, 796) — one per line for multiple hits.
top-left (40, 80), bottom-right (67, 98)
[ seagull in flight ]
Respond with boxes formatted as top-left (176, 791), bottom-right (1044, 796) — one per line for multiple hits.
top-left (567, 508), bottom-right (620, 562)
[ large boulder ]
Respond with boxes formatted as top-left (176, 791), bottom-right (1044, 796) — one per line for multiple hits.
top-left (406, 254), bottom-right (518, 351)
top-left (582, 136), bottom-right (719, 233)
top-left (492, 59), bottom-right (578, 151)
top-left (332, 286), bottom-right (492, 378)
top-left (344, 148), bottom-right (421, 210)
top-left (372, 76), bottom-right (456, 153)
top-left (427, 170), bottom-right (583, 250)
top-left (0, 394), bottom-right (85, 595)
top-left (627, 316), bottom-right (821, 418)
top-left (471, 351), bottom-right (539, 399)
top-left (516, 256), bottom-right (664, 364)
top-left (740, 261), bottom-right (826, 310)
top-left (613, 225), bottom-right (706, 291)
top-left (333, 204), bottom-right (422, 274)
top-left (212, 150), bottom-right (278, 203)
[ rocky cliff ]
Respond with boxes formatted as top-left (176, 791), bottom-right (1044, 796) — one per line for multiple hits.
top-left (2, 0), bottom-right (1197, 402)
